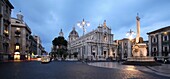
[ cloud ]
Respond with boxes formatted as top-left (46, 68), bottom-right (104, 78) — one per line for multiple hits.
top-left (10, 0), bottom-right (170, 52)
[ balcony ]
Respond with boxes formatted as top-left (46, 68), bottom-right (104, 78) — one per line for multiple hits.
top-left (15, 30), bottom-right (21, 35)
top-left (3, 30), bottom-right (9, 37)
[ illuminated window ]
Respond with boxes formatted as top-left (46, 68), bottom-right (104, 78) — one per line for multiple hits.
top-left (16, 45), bottom-right (20, 50)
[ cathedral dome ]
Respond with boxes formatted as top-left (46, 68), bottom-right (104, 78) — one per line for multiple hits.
top-left (69, 27), bottom-right (79, 37)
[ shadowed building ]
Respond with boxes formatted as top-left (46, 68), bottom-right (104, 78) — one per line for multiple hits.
top-left (0, 0), bottom-right (14, 60)
top-left (147, 26), bottom-right (170, 60)
top-left (117, 38), bottom-right (132, 60)
top-left (29, 35), bottom-right (37, 58)
top-left (10, 11), bottom-right (31, 60)
top-left (33, 35), bottom-right (44, 56)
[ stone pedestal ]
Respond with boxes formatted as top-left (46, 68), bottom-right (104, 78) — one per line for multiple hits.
top-left (127, 43), bottom-right (154, 62)
top-left (123, 43), bottom-right (159, 66)
top-left (122, 14), bottom-right (160, 66)
top-left (132, 43), bottom-right (147, 57)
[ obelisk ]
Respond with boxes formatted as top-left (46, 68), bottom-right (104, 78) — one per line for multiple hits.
top-left (136, 13), bottom-right (140, 43)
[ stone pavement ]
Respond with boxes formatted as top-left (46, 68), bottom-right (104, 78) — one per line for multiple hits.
top-left (0, 61), bottom-right (169, 79)
top-left (146, 64), bottom-right (170, 77)
top-left (88, 62), bottom-right (170, 77)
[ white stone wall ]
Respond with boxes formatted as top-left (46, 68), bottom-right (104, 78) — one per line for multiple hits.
top-left (68, 25), bottom-right (115, 60)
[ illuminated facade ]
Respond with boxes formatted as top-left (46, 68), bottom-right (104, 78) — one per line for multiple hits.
top-left (0, 0), bottom-right (14, 60)
top-left (10, 11), bottom-right (31, 60)
top-left (68, 20), bottom-right (116, 60)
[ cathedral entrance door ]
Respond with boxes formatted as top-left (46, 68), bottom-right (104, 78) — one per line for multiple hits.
top-left (92, 52), bottom-right (95, 60)
top-left (104, 51), bottom-right (106, 58)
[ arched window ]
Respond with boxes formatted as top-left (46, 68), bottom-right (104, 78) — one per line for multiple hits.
top-left (104, 33), bottom-right (107, 42)
top-left (152, 36), bottom-right (157, 43)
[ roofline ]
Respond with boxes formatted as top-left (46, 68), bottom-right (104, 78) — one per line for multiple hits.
top-left (147, 26), bottom-right (170, 35)
top-left (11, 17), bottom-right (32, 34)
top-left (5, 0), bottom-right (14, 9)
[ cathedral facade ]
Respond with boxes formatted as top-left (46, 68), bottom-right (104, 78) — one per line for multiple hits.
top-left (68, 21), bottom-right (116, 60)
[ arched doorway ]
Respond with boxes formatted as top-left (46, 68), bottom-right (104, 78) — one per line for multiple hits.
top-left (14, 52), bottom-right (20, 60)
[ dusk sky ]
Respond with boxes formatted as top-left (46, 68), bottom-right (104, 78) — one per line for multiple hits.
top-left (10, 0), bottom-right (170, 52)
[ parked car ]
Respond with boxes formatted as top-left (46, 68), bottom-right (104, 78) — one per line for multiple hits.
top-left (41, 55), bottom-right (50, 63)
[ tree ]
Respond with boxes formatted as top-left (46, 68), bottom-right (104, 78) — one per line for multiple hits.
top-left (52, 37), bottom-right (59, 46)
top-left (52, 36), bottom-right (67, 47)
top-left (52, 36), bottom-right (68, 59)
top-left (63, 52), bottom-right (68, 59)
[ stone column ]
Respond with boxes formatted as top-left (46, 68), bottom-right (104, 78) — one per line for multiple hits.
top-left (80, 47), bottom-right (83, 59)
top-left (109, 46), bottom-right (113, 57)
top-left (148, 36), bottom-right (152, 56)
top-left (114, 47), bottom-right (117, 58)
top-left (158, 34), bottom-right (162, 57)
top-left (128, 40), bottom-right (132, 58)
top-left (88, 44), bottom-right (91, 59)
top-left (122, 42), bottom-right (124, 59)
top-left (0, 9), bottom-right (3, 54)
top-left (0, 6), bottom-right (3, 35)
top-left (84, 44), bottom-right (88, 59)
top-left (136, 14), bottom-right (140, 43)
top-left (98, 45), bottom-right (101, 56)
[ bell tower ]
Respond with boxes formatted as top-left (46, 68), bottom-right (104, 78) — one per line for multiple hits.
top-left (59, 29), bottom-right (64, 37)
top-left (17, 11), bottom-right (24, 21)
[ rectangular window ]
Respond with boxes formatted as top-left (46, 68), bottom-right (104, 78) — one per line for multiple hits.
top-left (3, 25), bottom-right (8, 35)
top-left (163, 35), bottom-right (168, 41)
top-left (163, 46), bottom-right (169, 52)
top-left (152, 47), bottom-right (157, 52)
top-left (0, 5), bottom-right (2, 14)
top-left (16, 46), bottom-right (19, 50)
top-left (165, 47), bottom-right (167, 52)
top-left (6, 5), bottom-right (8, 13)
top-left (154, 48), bottom-right (156, 52)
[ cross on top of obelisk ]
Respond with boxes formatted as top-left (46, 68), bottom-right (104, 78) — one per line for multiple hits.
top-left (136, 13), bottom-right (140, 21)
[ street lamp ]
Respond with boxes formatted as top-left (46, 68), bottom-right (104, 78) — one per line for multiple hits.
top-left (77, 18), bottom-right (90, 62)
top-left (126, 29), bottom-right (135, 41)
top-left (126, 29), bottom-right (135, 58)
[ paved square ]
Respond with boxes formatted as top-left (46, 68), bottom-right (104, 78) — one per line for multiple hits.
top-left (0, 61), bottom-right (170, 79)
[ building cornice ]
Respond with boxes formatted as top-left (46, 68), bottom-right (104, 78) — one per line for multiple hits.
top-left (147, 26), bottom-right (170, 35)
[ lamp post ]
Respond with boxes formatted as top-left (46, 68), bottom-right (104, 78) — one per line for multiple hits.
top-left (126, 29), bottom-right (135, 41)
top-left (77, 19), bottom-right (90, 62)
top-left (126, 29), bottom-right (135, 58)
